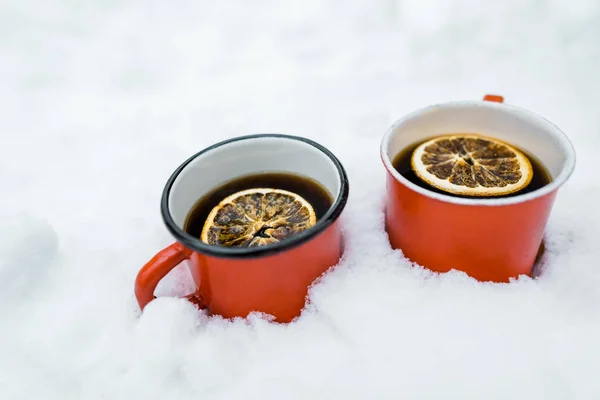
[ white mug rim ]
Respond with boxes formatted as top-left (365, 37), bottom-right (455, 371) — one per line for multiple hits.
top-left (380, 100), bottom-right (576, 206)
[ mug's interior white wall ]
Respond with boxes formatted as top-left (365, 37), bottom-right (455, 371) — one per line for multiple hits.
top-left (385, 104), bottom-right (568, 178)
top-left (169, 137), bottom-right (342, 228)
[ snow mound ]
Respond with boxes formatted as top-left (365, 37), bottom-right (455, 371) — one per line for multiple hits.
top-left (0, 211), bottom-right (59, 303)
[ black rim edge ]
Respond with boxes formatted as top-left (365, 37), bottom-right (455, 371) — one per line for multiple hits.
top-left (160, 133), bottom-right (349, 259)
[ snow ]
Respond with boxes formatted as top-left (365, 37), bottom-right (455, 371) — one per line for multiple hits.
top-left (1, 0), bottom-right (600, 398)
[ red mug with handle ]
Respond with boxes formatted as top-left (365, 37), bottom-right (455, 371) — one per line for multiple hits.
top-left (135, 134), bottom-right (349, 322)
top-left (381, 95), bottom-right (576, 282)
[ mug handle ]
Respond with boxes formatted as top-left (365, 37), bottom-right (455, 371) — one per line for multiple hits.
top-left (134, 242), bottom-right (205, 311)
top-left (483, 94), bottom-right (504, 103)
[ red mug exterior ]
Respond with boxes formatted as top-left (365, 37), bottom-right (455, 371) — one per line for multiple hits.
top-left (135, 134), bottom-right (349, 323)
top-left (381, 95), bottom-right (576, 282)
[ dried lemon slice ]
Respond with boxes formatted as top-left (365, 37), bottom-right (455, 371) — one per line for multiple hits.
top-left (411, 134), bottom-right (533, 197)
top-left (200, 188), bottom-right (317, 248)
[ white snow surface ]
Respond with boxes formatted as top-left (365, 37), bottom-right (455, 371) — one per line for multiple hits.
top-left (1, 0), bottom-right (600, 399)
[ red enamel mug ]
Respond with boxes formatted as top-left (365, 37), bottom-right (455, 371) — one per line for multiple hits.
top-left (381, 95), bottom-right (576, 282)
top-left (135, 134), bottom-right (349, 322)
